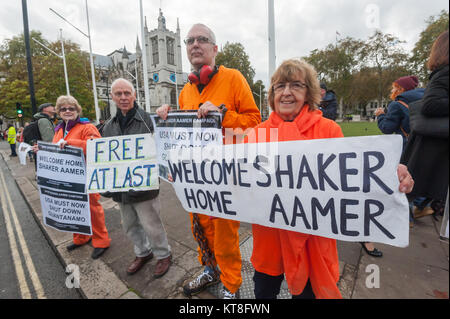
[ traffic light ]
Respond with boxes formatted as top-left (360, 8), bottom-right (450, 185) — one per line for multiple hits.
top-left (16, 102), bottom-right (23, 117)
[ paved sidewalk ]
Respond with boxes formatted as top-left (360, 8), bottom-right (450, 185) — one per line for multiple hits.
top-left (1, 140), bottom-right (448, 299)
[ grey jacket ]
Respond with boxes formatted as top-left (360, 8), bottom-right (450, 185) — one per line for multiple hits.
top-left (33, 112), bottom-right (55, 142)
top-left (101, 106), bottom-right (159, 204)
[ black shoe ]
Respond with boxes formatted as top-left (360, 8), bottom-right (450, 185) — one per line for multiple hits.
top-left (360, 242), bottom-right (383, 257)
top-left (67, 238), bottom-right (92, 252)
top-left (91, 247), bottom-right (108, 259)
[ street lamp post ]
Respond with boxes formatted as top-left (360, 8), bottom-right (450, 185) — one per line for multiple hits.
top-left (32, 30), bottom-right (70, 96)
top-left (60, 29), bottom-right (70, 96)
top-left (49, 0), bottom-right (100, 123)
top-left (126, 66), bottom-right (141, 106)
top-left (268, 0), bottom-right (276, 115)
top-left (139, 0), bottom-right (151, 112)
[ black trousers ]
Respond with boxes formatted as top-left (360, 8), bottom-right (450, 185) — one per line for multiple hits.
top-left (253, 271), bottom-right (316, 299)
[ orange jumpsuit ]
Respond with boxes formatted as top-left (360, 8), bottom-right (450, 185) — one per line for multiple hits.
top-left (53, 121), bottom-right (111, 249)
top-left (179, 65), bottom-right (261, 293)
top-left (247, 106), bottom-right (344, 299)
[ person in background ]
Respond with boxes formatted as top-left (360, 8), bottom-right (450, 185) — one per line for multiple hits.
top-left (7, 124), bottom-right (17, 157)
top-left (375, 75), bottom-right (425, 150)
top-left (373, 74), bottom-right (425, 244)
top-left (246, 58), bottom-right (415, 299)
top-left (29, 103), bottom-right (56, 169)
top-left (401, 30), bottom-right (449, 222)
top-left (23, 122), bottom-right (34, 162)
top-left (319, 83), bottom-right (338, 121)
top-left (17, 127), bottom-right (24, 143)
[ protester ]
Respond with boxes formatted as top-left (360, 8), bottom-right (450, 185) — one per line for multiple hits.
top-left (373, 74), bottom-right (425, 247)
top-left (34, 95), bottom-right (111, 259)
top-left (27, 103), bottom-right (56, 169)
top-left (401, 30), bottom-right (449, 220)
top-left (246, 58), bottom-right (415, 299)
top-left (7, 124), bottom-right (17, 157)
top-left (156, 23), bottom-right (261, 299)
top-left (319, 83), bottom-right (338, 120)
top-left (33, 103), bottom-right (56, 142)
top-left (102, 78), bottom-right (172, 278)
top-left (17, 127), bottom-right (24, 143)
top-left (375, 75), bottom-right (425, 150)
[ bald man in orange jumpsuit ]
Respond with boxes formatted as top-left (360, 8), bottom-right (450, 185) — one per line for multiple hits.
top-left (157, 23), bottom-right (261, 299)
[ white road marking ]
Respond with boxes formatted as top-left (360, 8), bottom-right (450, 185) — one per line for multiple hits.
top-left (0, 168), bottom-right (46, 299)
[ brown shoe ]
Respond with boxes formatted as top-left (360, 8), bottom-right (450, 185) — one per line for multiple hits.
top-left (414, 206), bottom-right (434, 219)
top-left (153, 255), bottom-right (172, 278)
top-left (127, 253), bottom-right (154, 275)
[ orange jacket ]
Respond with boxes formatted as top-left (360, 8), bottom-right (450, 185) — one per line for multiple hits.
top-left (248, 106), bottom-right (344, 299)
top-left (179, 65), bottom-right (261, 130)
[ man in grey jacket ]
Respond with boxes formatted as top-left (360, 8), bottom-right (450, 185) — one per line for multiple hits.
top-left (102, 78), bottom-right (172, 277)
top-left (35, 103), bottom-right (56, 142)
top-left (30, 103), bottom-right (56, 169)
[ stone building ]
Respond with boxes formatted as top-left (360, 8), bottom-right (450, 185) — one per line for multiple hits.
top-left (93, 9), bottom-right (187, 119)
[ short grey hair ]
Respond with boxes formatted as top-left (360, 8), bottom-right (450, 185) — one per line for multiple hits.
top-left (190, 23), bottom-right (216, 44)
top-left (111, 78), bottom-right (135, 93)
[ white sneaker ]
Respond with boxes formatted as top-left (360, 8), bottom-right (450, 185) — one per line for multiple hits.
top-left (222, 287), bottom-right (240, 299)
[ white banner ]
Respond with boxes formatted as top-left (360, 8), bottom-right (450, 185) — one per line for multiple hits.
top-left (168, 135), bottom-right (410, 247)
top-left (18, 142), bottom-right (32, 165)
top-left (86, 133), bottom-right (159, 193)
top-left (37, 142), bottom-right (92, 235)
top-left (151, 112), bottom-right (223, 181)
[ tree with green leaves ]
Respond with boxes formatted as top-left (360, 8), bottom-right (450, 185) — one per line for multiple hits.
top-left (215, 41), bottom-right (260, 110)
top-left (410, 10), bottom-right (449, 84)
top-left (360, 30), bottom-right (411, 108)
top-left (0, 30), bottom-right (97, 121)
top-left (216, 42), bottom-right (255, 86)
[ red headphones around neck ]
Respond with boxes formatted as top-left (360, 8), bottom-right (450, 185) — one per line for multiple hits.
top-left (188, 65), bottom-right (217, 85)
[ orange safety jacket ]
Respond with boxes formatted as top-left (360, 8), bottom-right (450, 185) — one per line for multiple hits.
top-left (247, 106), bottom-right (344, 299)
top-left (179, 65), bottom-right (261, 293)
top-left (53, 120), bottom-right (111, 248)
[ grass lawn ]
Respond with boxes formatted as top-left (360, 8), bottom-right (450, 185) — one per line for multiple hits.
top-left (338, 121), bottom-right (382, 137)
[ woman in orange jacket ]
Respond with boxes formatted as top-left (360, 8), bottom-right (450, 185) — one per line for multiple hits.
top-left (247, 59), bottom-right (415, 299)
top-left (52, 95), bottom-right (111, 259)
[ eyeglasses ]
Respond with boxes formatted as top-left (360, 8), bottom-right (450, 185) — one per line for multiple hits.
top-left (113, 91), bottom-right (132, 97)
top-left (273, 81), bottom-right (308, 93)
top-left (184, 36), bottom-right (214, 46)
top-left (60, 107), bottom-right (77, 113)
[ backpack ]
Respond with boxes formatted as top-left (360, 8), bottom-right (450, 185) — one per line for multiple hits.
top-left (23, 120), bottom-right (42, 145)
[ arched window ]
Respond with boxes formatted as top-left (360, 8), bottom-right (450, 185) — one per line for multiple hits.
top-left (167, 37), bottom-right (175, 65)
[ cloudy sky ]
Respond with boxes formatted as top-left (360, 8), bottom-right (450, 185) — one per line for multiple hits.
top-left (1, 0), bottom-right (448, 86)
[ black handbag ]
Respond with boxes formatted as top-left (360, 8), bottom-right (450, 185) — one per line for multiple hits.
top-left (409, 100), bottom-right (449, 138)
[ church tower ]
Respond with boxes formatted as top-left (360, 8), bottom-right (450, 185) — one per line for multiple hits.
top-left (137, 9), bottom-right (184, 111)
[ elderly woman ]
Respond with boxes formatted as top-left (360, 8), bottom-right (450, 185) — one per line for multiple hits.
top-left (49, 95), bottom-right (111, 259)
top-left (247, 59), bottom-right (414, 299)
